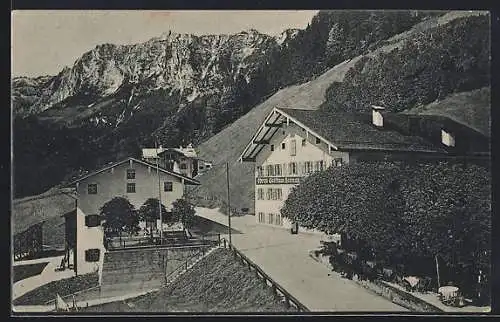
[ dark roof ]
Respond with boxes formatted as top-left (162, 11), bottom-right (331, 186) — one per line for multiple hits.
top-left (64, 157), bottom-right (200, 186)
top-left (278, 108), bottom-right (447, 153)
top-left (61, 209), bottom-right (76, 218)
top-left (13, 221), bottom-right (45, 236)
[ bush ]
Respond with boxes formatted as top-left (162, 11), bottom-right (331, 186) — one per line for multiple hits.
top-left (281, 161), bottom-right (491, 298)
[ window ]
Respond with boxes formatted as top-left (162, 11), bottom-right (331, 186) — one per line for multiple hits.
top-left (302, 138), bottom-right (307, 146)
top-left (282, 163), bottom-right (287, 175)
top-left (127, 183), bottom-right (136, 193)
top-left (267, 165), bottom-right (275, 176)
top-left (126, 169), bottom-right (135, 179)
top-left (319, 160), bottom-right (324, 171)
top-left (305, 161), bottom-right (313, 174)
top-left (85, 215), bottom-right (100, 227)
top-left (206, 164), bottom-right (211, 169)
top-left (180, 163), bottom-right (187, 170)
top-left (257, 188), bottom-right (264, 200)
top-left (257, 166), bottom-right (264, 177)
top-left (277, 189), bottom-right (282, 200)
top-left (275, 214), bottom-right (283, 226)
top-left (289, 162), bottom-right (297, 175)
top-left (271, 189), bottom-right (277, 200)
top-left (275, 164), bottom-right (282, 176)
top-left (164, 182), bottom-right (173, 192)
top-left (258, 212), bottom-right (265, 223)
top-left (268, 213), bottom-right (275, 225)
top-left (314, 161), bottom-right (325, 172)
top-left (266, 188), bottom-right (272, 200)
top-left (85, 249), bottom-right (100, 262)
top-left (271, 145), bottom-right (274, 151)
top-left (282, 142), bottom-right (286, 150)
top-left (316, 137), bottom-right (321, 144)
top-left (290, 139), bottom-right (297, 156)
top-left (87, 184), bottom-right (97, 195)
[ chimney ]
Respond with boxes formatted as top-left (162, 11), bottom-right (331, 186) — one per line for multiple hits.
top-left (371, 105), bottom-right (385, 127)
top-left (441, 129), bottom-right (455, 147)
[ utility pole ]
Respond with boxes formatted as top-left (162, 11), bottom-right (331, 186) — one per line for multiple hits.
top-left (435, 254), bottom-right (441, 289)
top-left (155, 139), bottom-right (163, 245)
top-left (226, 162), bottom-right (232, 245)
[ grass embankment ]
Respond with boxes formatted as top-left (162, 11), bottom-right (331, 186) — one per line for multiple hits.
top-left (13, 188), bottom-right (75, 249)
top-left (13, 272), bottom-right (99, 306)
top-left (12, 262), bottom-right (49, 283)
top-left (82, 248), bottom-right (296, 312)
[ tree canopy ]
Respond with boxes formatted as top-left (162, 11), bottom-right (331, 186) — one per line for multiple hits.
top-left (101, 196), bottom-right (139, 240)
top-left (171, 198), bottom-right (196, 230)
top-left (281, 161), bottom-right (491, 286)
top-left (138, 198), bottom-right (171, 225)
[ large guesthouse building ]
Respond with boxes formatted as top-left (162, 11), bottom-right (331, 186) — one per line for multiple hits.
top-left (62, 157), bottom-right (200, 276)
top-left (239, 106), bottom-right (489, 231)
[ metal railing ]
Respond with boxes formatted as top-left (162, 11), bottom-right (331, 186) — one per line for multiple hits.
top-left (221, 238), bottom-right (310, 312)
top-left (106, 233), bottom-right (220, 251)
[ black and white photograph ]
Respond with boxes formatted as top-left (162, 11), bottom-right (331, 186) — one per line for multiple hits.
top-left (11, 9), bottom-right (492, 314)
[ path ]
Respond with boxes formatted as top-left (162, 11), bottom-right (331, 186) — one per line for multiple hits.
top-left (12, 255), bottom-right (75, 300)
top-left (195, 207), bottom-right (408, 312)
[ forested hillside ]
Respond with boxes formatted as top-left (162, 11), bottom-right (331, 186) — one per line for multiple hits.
top-left (323, 14), bottom-right (490, 113)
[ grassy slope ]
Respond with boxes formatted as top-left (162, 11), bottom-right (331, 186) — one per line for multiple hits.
top-left (12, 188), bottom-right (75, 249)
top-left (190, 10), bottom-right (482, 213)
top-left (82, 248), bottom-right (295, 312)
top-left (191, 58), bottom-right (361, 213)
top-left (404, 87), bottom-right (490, 137)
top-left (12, 262), bottom-right (49, 283)
top-left (13, 272), bottom-right (99, 305)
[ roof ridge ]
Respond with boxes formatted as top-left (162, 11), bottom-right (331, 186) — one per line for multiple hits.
top-left (63, 157), bottom-right (200, 187)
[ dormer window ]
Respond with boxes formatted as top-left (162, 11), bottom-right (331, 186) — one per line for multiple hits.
top-left (441, 129), bottom-right (455, 147)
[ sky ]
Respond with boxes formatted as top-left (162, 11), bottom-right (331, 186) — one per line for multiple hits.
top-left (11, 10), bottom-right (319, 77)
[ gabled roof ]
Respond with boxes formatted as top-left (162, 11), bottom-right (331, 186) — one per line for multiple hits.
top-left (141, 148), bottom-right (165, 159)
top-left (240, 107), bottom-right (447, 161)
top-left (63, 157), bottom-right (200, 186)
top-left (158, 147), bottom-right (198, 159)
top-left (280, 108), bottom-right (447, 152)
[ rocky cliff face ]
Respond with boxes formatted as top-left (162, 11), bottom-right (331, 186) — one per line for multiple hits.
top-left (12, 29), bottom-right (300, 119)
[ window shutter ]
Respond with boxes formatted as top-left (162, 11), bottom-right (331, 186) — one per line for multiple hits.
top-left (85, 249), bottom-right (100, 262)
top-left (85, 215), bottom-right (100, 227)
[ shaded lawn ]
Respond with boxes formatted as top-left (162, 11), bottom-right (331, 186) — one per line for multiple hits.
top-left (190, 215), bottom-right (242, 235)
top-left (12, 262), bottom-right (49, 283)
top-left (13, 272), bottom-right (99, 306)
top-left (82, 248), bottom-right (296, 313)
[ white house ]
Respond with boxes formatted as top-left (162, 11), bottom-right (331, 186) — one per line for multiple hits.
top-left (62, 157), bottom-right (200, 276)
top-left (239, 107), bottom-right (447, 232)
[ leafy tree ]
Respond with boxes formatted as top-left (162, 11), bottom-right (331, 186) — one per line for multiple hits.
top-left (101, 197), bottom-right (138, 244)
top-left (171, 198), bottom-right (196, 236)
top-left (138, 198), bottom-right (167, 237)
